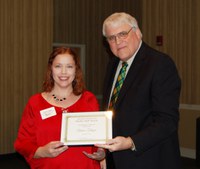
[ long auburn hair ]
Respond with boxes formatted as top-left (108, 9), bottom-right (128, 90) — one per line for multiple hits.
top-left (42, 47), bottom-right (85, 95)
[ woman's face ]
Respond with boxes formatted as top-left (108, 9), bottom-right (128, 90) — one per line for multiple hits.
top-left (51, 53), bottom-right (76, 89)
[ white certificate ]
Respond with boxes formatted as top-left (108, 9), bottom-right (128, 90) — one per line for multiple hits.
top-left (60, 111), bottom-right (112, 145)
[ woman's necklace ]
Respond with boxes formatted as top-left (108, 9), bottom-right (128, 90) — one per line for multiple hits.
top-left (52, 94), bottom-right (66, 102)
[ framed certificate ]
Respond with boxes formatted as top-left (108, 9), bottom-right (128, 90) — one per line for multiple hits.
top-left (60, 111), bottom-right (112, 145)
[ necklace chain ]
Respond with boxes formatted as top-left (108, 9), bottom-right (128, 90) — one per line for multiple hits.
top-left (52, 94), bottom-right (66, 102)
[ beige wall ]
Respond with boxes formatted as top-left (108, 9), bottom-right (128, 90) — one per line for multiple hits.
top-left (179, 109), bottom-right (200, 148)
top-left (0, 0), bottom-right (53, 153)
top-left (141, 0), bottom-right (200, 158)
top-left (1, 0), bottom-right (200, 158)
top-left (142, 0), bottom-right (200, 104)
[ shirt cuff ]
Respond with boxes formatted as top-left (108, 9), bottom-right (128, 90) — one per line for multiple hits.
top-left (129, 137), bottom-right (136, 151)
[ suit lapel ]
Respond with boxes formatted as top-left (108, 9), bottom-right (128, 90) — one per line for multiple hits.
top-left (114, 43), bottom-right (147, 109)
top-left (104, 58), bottom-right (119, 108)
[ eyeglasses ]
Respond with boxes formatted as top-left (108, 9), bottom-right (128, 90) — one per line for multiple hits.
top-left (106, 27), bottom-right (133, 43)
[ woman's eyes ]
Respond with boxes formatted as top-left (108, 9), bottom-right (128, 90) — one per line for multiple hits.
top-left (55, 65), bottom-right (73, 68)
top-left (55, 65), bottom-right (61, 68)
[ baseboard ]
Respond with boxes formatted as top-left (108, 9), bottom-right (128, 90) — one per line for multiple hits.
top-left (180, 147), bottom-right (196, 159)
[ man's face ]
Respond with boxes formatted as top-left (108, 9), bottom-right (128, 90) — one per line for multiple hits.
top-left (105, 24), bottom-right (141, 61)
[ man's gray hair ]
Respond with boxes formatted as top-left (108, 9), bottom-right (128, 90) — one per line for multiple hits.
top-left (102, 12), bottom-right (141, 37)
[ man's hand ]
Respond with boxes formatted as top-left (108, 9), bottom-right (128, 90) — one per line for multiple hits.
top-left (95, 136), bottom-right (133, 152)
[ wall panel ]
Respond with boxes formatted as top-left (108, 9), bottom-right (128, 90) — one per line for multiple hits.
top-left (142, 0), bottom-right (200, 157)
top-left (0, 0), bottom-right (53, 153)
top-left (142, 0), bottom-right (200, 104)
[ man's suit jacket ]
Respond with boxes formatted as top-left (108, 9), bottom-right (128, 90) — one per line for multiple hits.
top-left (103, 42), bottom-right (181, 169)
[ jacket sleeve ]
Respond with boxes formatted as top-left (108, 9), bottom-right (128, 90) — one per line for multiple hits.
top-left (132, 56), bottom-right (181, 154)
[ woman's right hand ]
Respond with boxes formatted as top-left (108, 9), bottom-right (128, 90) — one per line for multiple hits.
top-left (34, 141), bottom-right (68, 158)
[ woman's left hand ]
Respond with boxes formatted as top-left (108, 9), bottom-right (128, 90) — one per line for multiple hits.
top-left (83, 148), bottom-right (105, 161)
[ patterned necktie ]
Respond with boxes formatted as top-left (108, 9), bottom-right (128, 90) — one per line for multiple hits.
top-left (109, 62), bottom-right (128, 109)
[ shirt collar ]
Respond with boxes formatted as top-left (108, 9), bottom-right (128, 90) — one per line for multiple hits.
top-left (119, 40), bottom-right (142, 68)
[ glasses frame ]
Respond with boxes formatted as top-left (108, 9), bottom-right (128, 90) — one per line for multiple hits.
top-left (106, 27), bottom-right (134, 43)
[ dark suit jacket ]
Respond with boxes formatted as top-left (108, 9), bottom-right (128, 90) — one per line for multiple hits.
top-left (103, 42), bottom-right (181, 169)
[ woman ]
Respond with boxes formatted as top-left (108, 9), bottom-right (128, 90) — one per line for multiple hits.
top-left (14, 47), bottom-right (105, 169)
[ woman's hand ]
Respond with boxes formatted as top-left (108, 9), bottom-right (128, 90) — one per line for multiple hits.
top-left (83, 148), bottom-right (105, 161)
top-left (34, 141), bottom-right (68, 158)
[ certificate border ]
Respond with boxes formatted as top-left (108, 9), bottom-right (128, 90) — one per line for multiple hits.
top-left (60, 111), bottom-right (112, 145)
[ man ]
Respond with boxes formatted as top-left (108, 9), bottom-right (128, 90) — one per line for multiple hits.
top-left (96, 12), bottom-right (181, 169)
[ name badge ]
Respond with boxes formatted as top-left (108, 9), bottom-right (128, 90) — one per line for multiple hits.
top-left (40, 107), bottom-right (57, 120)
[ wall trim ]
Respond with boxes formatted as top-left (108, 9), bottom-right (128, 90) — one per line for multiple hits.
top-left (180, 147), bottom-right (195, 159)
top-left (180, 104), bottom-right (200, 111)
